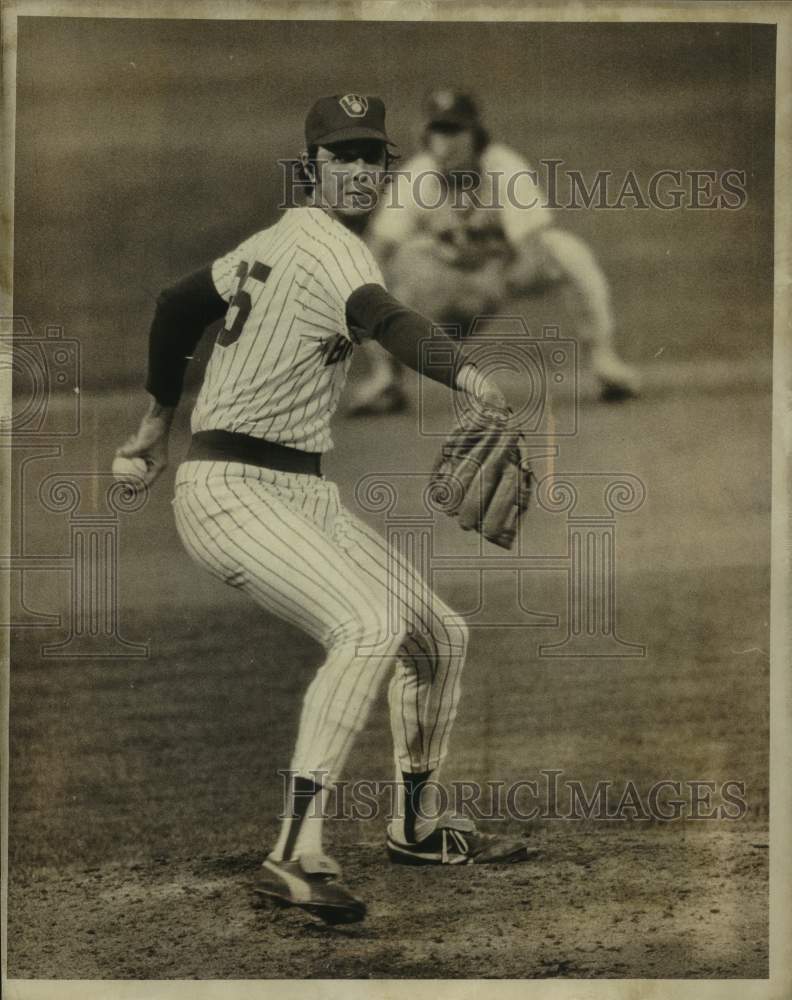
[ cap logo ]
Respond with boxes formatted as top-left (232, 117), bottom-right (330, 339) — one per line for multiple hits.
top-left (339, 94), bottom-right (368, 118)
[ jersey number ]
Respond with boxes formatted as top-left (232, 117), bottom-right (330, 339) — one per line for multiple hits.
top-left (217, 260), bottom-right (272, 347)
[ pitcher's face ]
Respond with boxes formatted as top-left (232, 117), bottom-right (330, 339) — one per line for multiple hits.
top-left (314, 140), bottom-right (389, 217)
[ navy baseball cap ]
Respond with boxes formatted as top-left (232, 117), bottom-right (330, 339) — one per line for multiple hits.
top-left (423, 90), bottom-right (480, 128)
top-left (305, 94), bottom-right (394, 148)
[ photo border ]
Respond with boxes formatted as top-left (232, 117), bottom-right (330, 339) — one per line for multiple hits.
top-left (1, 2), bottom-right (789, 998)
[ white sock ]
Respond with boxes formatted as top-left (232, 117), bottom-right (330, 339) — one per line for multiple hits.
top-left (268, 775), bottom-right (327, 861)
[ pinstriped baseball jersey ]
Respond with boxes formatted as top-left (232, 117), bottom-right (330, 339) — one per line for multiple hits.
top-left (191, 206), bottom-right (385, 452)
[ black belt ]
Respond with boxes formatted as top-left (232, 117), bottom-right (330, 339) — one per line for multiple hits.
top-left (187, 430), bottom-right (322, 476)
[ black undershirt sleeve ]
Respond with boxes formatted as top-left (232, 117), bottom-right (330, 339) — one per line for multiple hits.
top-left (345, 283), bottom-right (466, 388)
top-left (145, 265), bottom-right (229, 406)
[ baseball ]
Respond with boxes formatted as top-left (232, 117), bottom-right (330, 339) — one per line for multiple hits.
top-left (112, 455), bottom-right (148, 482)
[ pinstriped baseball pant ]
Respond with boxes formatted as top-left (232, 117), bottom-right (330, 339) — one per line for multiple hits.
top-left (172, 460), bottom-right (469, 785)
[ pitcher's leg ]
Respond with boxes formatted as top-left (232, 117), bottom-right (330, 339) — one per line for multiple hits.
top-left (333, 507), bottom-right (469, 841)
top-left (512, 228), bottom-right (640, 398)
top-left (173, 467), bottom-right (406, 863)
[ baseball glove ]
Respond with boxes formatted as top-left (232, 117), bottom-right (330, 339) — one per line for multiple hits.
top-left (429, 402), bottom-right (533, 550)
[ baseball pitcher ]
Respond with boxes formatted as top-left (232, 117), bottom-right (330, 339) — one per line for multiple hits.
top-left (115, 94), bottom-right (536, 925)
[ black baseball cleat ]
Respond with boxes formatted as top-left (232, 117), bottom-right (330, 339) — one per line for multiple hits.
top-left (252, 853), bottom-right (366, 924)
top-left (599, 380), bottom-right (639, 403)
top-left (386, 815), bottom-right (538, 866)
top-left (592, 351), bottom-right (641, 403)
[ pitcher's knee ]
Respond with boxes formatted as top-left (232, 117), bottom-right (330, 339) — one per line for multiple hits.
top-left (329, 611), bottom-right (407, 663)
top-left (359, 618), bottom-right (408, 662)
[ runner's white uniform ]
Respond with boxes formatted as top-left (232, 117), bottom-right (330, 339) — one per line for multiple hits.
top-left (174, 205), bottom-right (468, 786)
top-left (363, 144), bottom-right (554, 323)
top-left (375, 143), bottom-right (552, 257)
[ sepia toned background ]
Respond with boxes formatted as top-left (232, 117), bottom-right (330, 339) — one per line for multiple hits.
top-left (13, 18), bottom-right (774, 385)
top-left (7, 16), bottom-right (774, 980)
